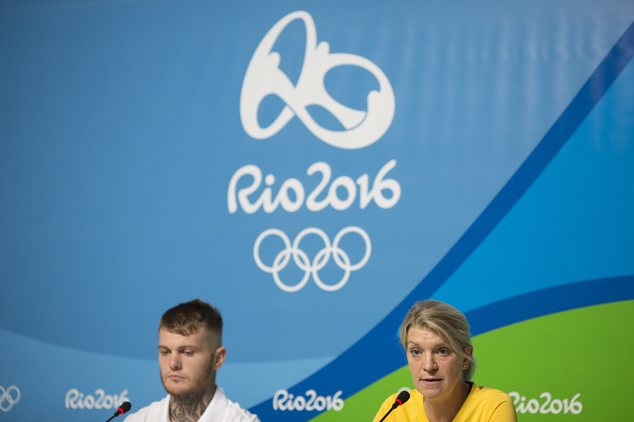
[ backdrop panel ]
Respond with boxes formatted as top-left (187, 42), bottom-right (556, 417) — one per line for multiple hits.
top-left (0, 0), bottom-right (632, 421)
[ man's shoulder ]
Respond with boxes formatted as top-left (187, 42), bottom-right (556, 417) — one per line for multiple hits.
top-left (220, 402), bottom-right (260, 422)
top-left (123, 395), bottom-right (169, 422)
top-left (211, 387), bottom-right (260, 422)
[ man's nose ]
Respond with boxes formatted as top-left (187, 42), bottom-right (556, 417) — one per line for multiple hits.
top-left (169, 353), bottom-right (182, 370)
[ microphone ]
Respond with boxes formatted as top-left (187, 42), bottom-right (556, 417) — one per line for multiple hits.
top-left (104, 401), bottom-right (132, 422)
top-left (377, 391), bottom-right (410, 422)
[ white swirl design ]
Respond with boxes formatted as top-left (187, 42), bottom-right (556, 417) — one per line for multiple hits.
top-left (240, 10), bottom-right (395, 149)
top-left (253, 226), bottom-right (371, 292)
top-left (0, 386), bottom-right (20, 412)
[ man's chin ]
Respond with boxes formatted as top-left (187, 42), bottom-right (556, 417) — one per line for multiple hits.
top-left (162, 380), bottom-right (195, 397)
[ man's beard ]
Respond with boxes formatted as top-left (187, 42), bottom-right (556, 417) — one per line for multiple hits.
top-left (160, 359), bottom-right (215, 398)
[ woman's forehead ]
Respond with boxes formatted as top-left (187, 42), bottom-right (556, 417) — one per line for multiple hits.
top-left (407, 327), bottom-right (449, 345)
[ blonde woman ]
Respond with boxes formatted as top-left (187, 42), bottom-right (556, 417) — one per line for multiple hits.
top-left (373, 300), bottom-right (517, 422)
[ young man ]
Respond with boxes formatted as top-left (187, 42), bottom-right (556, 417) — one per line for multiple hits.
top-left (124, 299), bottom-right (260, 422)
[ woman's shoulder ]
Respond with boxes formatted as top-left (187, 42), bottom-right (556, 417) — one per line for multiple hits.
top-left (469, 384), bottom-right (514, 403)
top-left (464, 384), bottom-right (517, 421)
top-left (469, 383), bottom-right (509, 397)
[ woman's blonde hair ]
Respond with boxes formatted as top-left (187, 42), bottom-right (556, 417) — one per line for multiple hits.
top-left (400, 299), bottom-right (476, 381)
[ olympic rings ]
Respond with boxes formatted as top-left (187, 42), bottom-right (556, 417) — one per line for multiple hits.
top-left (253, 226), bottom-right (371, 292)
top-left (0, 385), bottom-right (20, 412)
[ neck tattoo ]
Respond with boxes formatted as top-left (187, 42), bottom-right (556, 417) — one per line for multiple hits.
top-left (169, 385), bottom-right (216, 422)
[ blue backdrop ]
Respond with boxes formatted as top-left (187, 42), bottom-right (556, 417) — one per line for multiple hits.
top-left (1, 0), bottom-right (633, 420)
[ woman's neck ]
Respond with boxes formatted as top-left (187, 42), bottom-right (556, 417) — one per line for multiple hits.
top-left (423, 381), bottom-right (471, 422)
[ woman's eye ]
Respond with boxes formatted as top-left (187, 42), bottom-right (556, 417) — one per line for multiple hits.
top-left (410, 349), bottom-right (420, 356)
top-left (439, 348), bottom-right (449, 355)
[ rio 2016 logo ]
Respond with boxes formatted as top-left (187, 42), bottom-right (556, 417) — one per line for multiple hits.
top-left (227, 160), bottom-right (400, 292)
top-left (65, 388), bottom-right (129, 410)
top-left (508, 392), bottom-right (582, 415)
top-left (273, 389), bottom-right (343, 412)
top-left (240, 10), bottom-right (394, 149)
top-left (228, 160), bottom-right (400, 214)
top-left (232, 11), bottom-right (398, 292)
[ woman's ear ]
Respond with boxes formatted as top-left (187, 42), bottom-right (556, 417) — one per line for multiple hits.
top-left (463, 345), bottom-right (473, 368)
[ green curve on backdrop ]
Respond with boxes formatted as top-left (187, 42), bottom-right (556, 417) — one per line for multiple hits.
top-left (309, 300), bottom-right (634, 421)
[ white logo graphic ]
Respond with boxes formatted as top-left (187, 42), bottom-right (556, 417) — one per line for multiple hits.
top-left (0, 385), bottom-right (20, 412)
top-left (509, 392), bottom-right (582, 415)
top-left (228, 160), bottom-right (401, 214)
top-left (65, 388), bottom-right (129, 410)
top-left (273, 389), bottom-right (343, 411)
top-left (254, 226), bottom-right (371, 292)
top-left (240, 10), bottom-right (395, 149)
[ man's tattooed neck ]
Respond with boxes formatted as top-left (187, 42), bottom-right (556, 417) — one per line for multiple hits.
top-left (169, 385), bottom-right (216, 422)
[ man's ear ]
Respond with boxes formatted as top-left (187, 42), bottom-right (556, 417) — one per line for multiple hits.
top-left (213, 347), bottom-right (227, 370)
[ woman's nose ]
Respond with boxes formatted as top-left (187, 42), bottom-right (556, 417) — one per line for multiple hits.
top-left (423, 355), bottom-right (436, 371)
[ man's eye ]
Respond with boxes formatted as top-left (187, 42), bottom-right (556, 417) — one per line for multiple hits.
top-left (183, 350), bottom-right (194, 356)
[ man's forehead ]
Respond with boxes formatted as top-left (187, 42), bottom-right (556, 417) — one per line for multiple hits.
top-left (158, 327), bottom-right (218, 345)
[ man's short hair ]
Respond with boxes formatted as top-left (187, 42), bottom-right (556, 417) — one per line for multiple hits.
top-left (159, 299), bottom-right (223, 342)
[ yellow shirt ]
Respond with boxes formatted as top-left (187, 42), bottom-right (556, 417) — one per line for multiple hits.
top-left (372, 383), bottom-right (517, 422)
